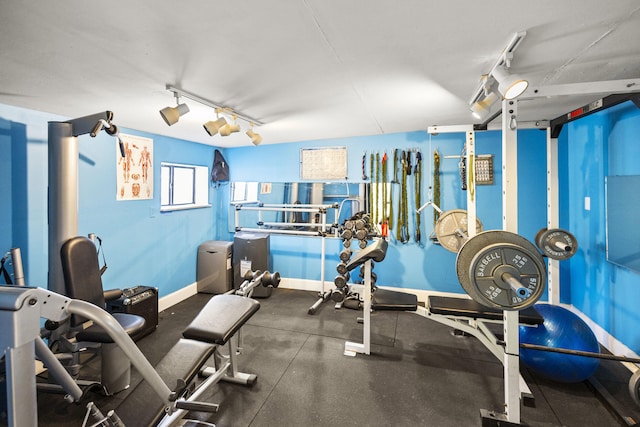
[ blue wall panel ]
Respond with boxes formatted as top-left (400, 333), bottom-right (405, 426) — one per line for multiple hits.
top-left (562, 100), bottom-right (640, 352)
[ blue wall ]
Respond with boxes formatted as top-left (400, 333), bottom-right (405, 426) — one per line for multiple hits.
top-left (560, 100), bottom-right (640, 351)
top-left (0, 104), bottom-right (219, 297)
top-left (219, 128), bottom-right (547, 294)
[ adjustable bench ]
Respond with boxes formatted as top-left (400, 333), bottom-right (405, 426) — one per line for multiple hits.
top-left (413, 295), bottom-right (543, 405)
top-left (116, 294), bottom-right (260, 426)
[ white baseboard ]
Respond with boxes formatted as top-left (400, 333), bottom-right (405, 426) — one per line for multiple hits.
top-left (158, 282), bottom-right (198, 312)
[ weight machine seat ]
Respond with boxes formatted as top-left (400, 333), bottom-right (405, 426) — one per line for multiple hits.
top-left (77, 313), bottom-right (146, 343)
top-left (60, 236), bottom-right (147, 340)
top-left (372, 288), bottom-right (418, 311)
top-left (183, 294), bottom-right (260, 345)
top-left (346, 238), bottom-right (388, 271)
top-left (428, 296), bottom-right (543, 325)
top-left (116, 338), bottom-right (216, 427)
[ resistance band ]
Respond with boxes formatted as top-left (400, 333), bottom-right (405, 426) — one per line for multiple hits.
top-left (369, 153), bottom-right (375, 223)
top-left (433, 150), bottom-right (441, 226)
top-left (414, 151), bottom-right (422, 246)
top-left (381, 152), bottom-right (388, 229)
top-left (397, 150), bottom-right (410, 243)
top-left (375, 151), bottom-right (380, 225)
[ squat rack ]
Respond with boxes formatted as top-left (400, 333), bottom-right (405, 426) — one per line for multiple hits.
top-left (427, 79), bottom-right (640, 426)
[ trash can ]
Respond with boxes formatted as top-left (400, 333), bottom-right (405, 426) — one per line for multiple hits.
top-left (197, 240), bottom-right (233, 294)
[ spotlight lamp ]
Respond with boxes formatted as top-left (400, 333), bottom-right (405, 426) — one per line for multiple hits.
top-left (492, 66), bottom-right (529, 100)
top-left (203, 117), bottom-right (228, 136)
top-left (246, 127), bottom-right (262, 146)
top-left (159, 92), bottom-right (190, 126)
top-left (219, 115), bottom-right (241, 136)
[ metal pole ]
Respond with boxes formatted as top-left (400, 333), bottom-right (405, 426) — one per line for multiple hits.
top-left (47, 122), bottom-right (78, 295)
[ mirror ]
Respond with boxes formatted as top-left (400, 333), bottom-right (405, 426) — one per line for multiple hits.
top-left (229, 182), bottom-right (366, 234)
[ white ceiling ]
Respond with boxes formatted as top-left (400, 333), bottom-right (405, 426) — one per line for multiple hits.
top-left (1, 1), bottom-right (639, 147)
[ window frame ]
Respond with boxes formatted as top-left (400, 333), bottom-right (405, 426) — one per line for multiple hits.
top-left (160, 162), bottom-right (211, 212)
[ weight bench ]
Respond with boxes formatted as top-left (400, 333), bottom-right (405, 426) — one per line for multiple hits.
top-left (414, 295), bottom-right (544, 405)
top-left (115, 294), bottom-right (260, 426)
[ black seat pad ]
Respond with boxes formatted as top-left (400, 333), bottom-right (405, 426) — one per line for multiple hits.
top-left (346, 239), bottom-right (388, 271)
top-left (76, 312), bottom-right (146, 343)
top-left (428, 296), bottom-right (543, 325)
top-left (372, 289), bottom-right (418, 311)
top-left (116, 338), bottom-right (216, 427)
top-left (183, 294), bottom-right (260, 345)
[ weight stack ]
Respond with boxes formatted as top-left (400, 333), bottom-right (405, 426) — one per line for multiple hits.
top-left (233, 232), bottom-right (272, 298)
top-left (107, 286), bottom-right (159, 341)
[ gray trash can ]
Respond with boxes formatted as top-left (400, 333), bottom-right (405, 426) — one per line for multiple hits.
top-left (197, 241), bottom-right (233, 294)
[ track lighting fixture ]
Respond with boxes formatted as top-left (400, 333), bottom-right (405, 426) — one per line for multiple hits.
top-left (159, 92), bottom-right (190, 126)
top-left (163, 84), bottom-right (264, 145)
top-left (219, 114), bottom-right (241, 136)
top-left (468, 32), bottom-right (528, 121)
top-left (469, 75), bottom-right (499, 120)
top-left (203, 117), bottom-right (228, 136)
top-left (492, 66), bottom-right (529, 100)
top-left (246, 129), bottom-right (262, 146)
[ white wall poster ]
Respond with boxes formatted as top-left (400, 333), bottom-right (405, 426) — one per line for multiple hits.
top-left (116, 133), bottom-right (153, 200)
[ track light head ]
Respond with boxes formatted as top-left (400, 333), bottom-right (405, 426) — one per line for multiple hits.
top-left (470, 91), bottom-right (499, 120)
top-left (246, 129), bottom-right (262, 146)
top-left (203, 117), bottom-right (228, 136)
top-left (160, 103), bottom-right (190, 126)
top-left (492, 66), bottom-right (528, 100)
top-left (219, 123), bottom-right (240, 136)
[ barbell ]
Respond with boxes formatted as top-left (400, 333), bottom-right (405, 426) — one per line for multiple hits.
top-left (456, 230), bottom-right (547, 310)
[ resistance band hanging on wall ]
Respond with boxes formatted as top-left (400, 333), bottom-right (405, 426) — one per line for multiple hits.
top-left (369, 153), bottom-right (375, 223)
top-left (414, 150), bottom-right (422, 246)
top-left (397, 150), bottom-right (410, 243)
top-left (433, 150), bottom-right (441, 226)
top-left (381, 152), bottom-right (388, 237)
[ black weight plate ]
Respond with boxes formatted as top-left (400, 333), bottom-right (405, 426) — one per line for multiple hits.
top-left (457, 230), bottom-right (546, 310)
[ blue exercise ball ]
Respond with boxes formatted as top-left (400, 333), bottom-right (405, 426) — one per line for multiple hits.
top-left (519, 303), bottom-right (600, 383)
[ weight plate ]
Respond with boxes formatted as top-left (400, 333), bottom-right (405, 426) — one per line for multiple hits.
top-left (457, 230), bottom-right (546, 310)
top-left (628, 369), bottom-right (640, 408)
top-left (535, 228), bottom-right (578, 260)
top-left (435, 209), bottom-right (483, 253)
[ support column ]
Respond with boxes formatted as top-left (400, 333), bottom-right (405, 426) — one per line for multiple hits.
top-left (47, 122), bottom-right (78, 295)
top-left (546, 128), bottom-right (561, 305)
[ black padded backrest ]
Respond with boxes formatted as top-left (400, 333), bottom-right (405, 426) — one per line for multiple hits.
top-left (60, 236), bottom-right (106, 326)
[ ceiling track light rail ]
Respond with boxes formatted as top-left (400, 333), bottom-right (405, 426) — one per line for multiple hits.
top-left (165, 84), bottom-right (263, 126)
top-left (161, 84), bottom-right (264, 145)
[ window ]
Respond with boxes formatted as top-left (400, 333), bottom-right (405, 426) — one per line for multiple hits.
top-left (230, 181), bottom-right (259, 204)
top-left (160, 162), bottom-right (210, 211)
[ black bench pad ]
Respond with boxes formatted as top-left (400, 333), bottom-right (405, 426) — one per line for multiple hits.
top-left (372, 289), bottom-right (418, 311)
top-left (428, 296), bottom-right (543, 325)
top-left (116, 338), bottom-right (216, 427)
top-left (183, 294), bottom-right (260, 345)
top-left (346, 239), bottom-right (388, 271)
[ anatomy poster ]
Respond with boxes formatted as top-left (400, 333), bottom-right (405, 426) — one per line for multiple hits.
top-left (116, 133), bottom-right (153, 201)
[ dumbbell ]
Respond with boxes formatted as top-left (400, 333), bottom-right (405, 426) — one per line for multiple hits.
top-left (339, 249), bottom-right (352, 262)
top-left (337, 262), bottom-right (348, 275)
top-left (355, 229), bottom-right (367, 241)
top-left (330, 286), bottom-right (348, 303)
top-left (262, 271), bottom-right (281, 288)
top-left (341, 229), bottom-right (353, 240)
top-left (334, 273), bottom-right (350, 288)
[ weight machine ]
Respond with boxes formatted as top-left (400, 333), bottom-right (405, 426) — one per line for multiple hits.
top-left (234, 202), bottom-right (337, 314)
